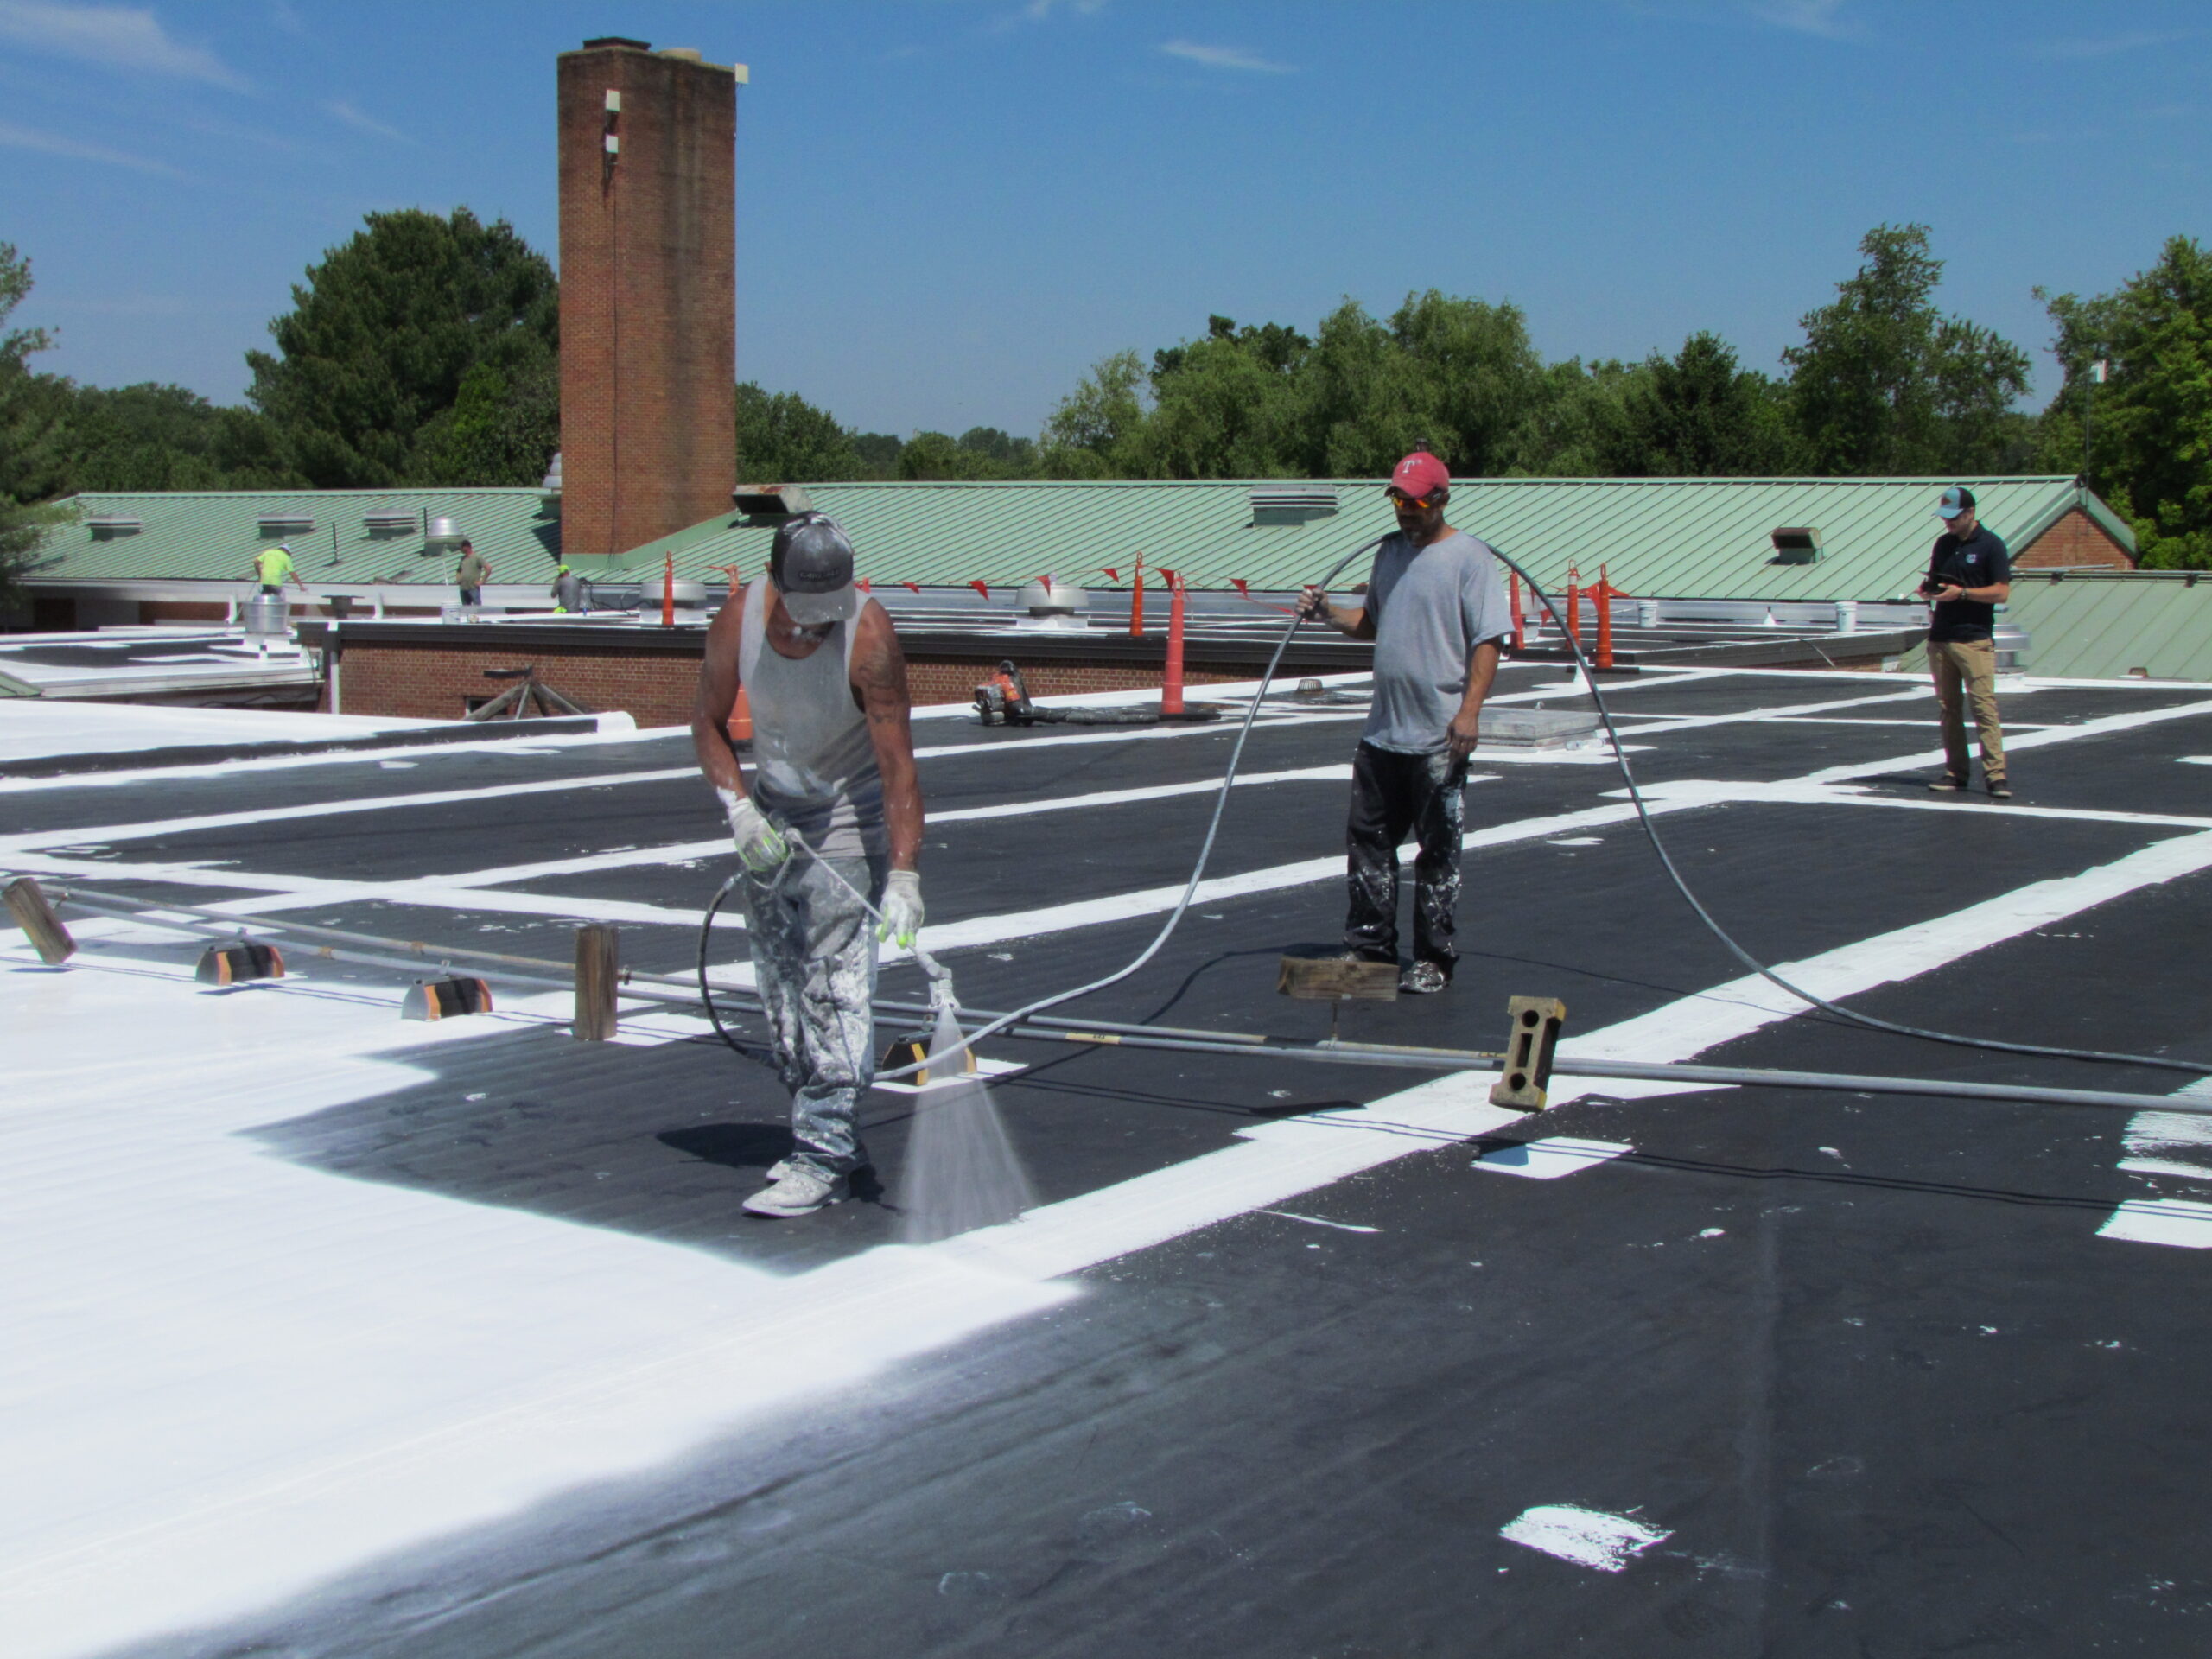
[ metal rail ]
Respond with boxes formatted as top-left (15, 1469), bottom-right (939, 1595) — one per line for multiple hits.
top-left (32, 880), bottom-right (2202, 1117)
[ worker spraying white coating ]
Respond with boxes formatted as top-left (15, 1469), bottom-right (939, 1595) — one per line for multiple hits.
top-left (691, 513), bottom-right (925, 1218)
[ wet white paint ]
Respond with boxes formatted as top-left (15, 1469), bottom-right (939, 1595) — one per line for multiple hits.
top-left (2102, 1079), bottom-right (2212, 1241)
top-left (0, 699), bottom-right (441, 764)
top-left (1469, 1137), bottom-right (1633, 1179)
top-left (1257, 1210), bottom-right (1381, 1234)
top-left (1499, 1504), bottom-right (1673, 1573)
top-left (2098, 1199), bottom-right (2212, 1249)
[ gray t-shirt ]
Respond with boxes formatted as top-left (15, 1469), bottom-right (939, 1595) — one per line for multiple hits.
top-left (1362, 529), bottom-right (1512, 753)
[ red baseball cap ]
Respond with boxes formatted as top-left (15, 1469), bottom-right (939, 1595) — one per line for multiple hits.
top-left (1389, 451), bottom-right (1451, 499)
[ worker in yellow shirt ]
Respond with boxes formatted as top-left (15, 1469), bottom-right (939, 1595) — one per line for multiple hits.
top-left (249, 543), bottom-right (309, 597)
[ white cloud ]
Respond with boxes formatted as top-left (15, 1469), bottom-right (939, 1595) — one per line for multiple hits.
top-left (326, 98), bottom-right (412, 144)
top-left (0, 2), bottom-right (246, 88)
top-left (0, 115), bottom-right (187, 174)
top-left (2029, 29), bottom-right (2197, 60)
top-left (1159, 39), bottom-right (1295, 73)
top-left (1745, 0), bottom-right (1855, 41)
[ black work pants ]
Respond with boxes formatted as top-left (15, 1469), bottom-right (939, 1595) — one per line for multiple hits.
top-left (1344, 741), bottom-right (1466, 975)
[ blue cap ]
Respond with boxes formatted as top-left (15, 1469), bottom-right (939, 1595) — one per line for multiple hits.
top-left (1936, 485), bottom-right (1975, 521)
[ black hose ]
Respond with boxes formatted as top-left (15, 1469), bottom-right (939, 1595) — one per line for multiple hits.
top-left (1491, 543), bottom-right (2211, 1077)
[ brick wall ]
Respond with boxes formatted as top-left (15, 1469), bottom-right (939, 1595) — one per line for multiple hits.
top-left (2014, 505), bottom-right (2135, 570)
top-left (325, 637), bottom-right (1226, 722)
top-left (557, 40), bottom-right (737, 558)
top-left (138, 601), bottom-right (231, 625)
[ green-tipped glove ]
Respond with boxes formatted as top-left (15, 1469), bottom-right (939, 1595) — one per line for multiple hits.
top-left (878, 868), bottom-right (924, 948)
top-left (720, 790), bottom-right (790, 874)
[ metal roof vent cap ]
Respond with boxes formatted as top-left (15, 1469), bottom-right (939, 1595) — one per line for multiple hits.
top-left (733, 484), bottom-right (817, 524)
top-left (365, 511), bottom-right (418, 536)
top-left (540, 453), bottom-right (563, 494)
top-left (424, 516), bottom-right (466, 545)
top-left (1017, 575), bottom-right (1090, 631)
top-left (1249, 486), bottom-right (1340, 527)
top-left (87, 514), bottom-right (143, 538)
top-left (1770, 526), bottom-right (1823, 565)
top-left (258, 511), bottom-right (315, 535)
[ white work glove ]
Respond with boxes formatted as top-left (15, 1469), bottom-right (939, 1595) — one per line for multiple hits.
top-left (719, 789), bottom-right (789, 874)
top-left (878, 868), bottom-right (924, 948)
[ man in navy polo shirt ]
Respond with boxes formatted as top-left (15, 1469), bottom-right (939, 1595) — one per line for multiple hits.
top-left (1918, 485), bottom-right (2012, 800)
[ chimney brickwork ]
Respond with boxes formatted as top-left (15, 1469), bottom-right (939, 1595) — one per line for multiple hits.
top-left (557, 39), bottom-right (737, 556)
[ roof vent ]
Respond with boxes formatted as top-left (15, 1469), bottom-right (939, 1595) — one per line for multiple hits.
top-left (540, 452), bottom-right (563, 494)
top-left (1016, 575), bottom-right (1090, 631)
top-left (1250, 487), bottom-right (1339, 527)
top-left (424, 516), bottom-right (467, 545)
top-left (1770, 526), bottom-right (1823, 565)
top-left (364, 511), bottom-right (419, 537)
top-left (258, 512), bottom-right (315, 536)
top-left (87, 514), bottom-right (143, 538)
top-left (733, 484), bottom-right (817, 525)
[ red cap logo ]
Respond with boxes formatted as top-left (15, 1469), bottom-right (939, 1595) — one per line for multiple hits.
top-left (1390, 452), bottom-right (1451, 498)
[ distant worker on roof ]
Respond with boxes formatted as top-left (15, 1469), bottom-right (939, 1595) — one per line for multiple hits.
top-left (1298, 450), bottom-right (1512, 995)
top-left (249, 543), bottom-right (308, 599)
top-left (1917, 486), bottom-right (2012, 801)
top-left (455, 538), bottom-right (490, 611)
top-left (692, 512), bottom-right (925, 1218)
top-left (551, 562), bottom-right (585, 613)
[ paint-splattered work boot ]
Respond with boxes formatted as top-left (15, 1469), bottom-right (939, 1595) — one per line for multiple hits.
top-left (742, 1166), bottom-right (849, 1218)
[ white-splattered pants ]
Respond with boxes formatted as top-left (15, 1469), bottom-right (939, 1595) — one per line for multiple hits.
top-left (740, 853), bottom-right (886, 1177)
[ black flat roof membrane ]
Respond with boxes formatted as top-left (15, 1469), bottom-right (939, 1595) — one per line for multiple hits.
top-left (6, 663), bottom-right (2212, 1659)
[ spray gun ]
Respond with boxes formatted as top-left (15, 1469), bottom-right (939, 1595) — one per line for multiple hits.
top-left (771, 830), bottom-right (963, 1073)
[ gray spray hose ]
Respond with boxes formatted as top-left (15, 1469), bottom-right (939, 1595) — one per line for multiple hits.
top-left (1489, 542), bottom-right (2211, 1078)
top-left (696, 535), bottom-right (1387, 1083)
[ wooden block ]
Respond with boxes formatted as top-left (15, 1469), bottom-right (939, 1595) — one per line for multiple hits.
top-left (3, 875), bottom-right (74, 966)
top-left (574, 924), bottom-right (620, 1041)
top-left (1277, 947), bottom-right (1399, 1001)
top-left (1491, 995), bottom-right (1567, 1109)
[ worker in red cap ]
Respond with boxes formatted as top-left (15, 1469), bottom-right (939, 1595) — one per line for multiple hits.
top-left (1298, 450), bottom-right (1511, 994)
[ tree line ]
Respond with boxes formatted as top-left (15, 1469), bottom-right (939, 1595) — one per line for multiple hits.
top-left (5, 213), bottom-right (2212, 589)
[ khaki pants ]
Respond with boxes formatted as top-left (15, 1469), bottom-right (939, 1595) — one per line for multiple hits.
top-left (1930, 638), bottom-right (2005, 782)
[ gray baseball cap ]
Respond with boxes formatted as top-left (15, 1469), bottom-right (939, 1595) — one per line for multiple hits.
top-left (771, 512), bottom-right (861, 624)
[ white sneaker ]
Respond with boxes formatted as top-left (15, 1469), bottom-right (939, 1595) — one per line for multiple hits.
top-left (743, 1166), bottom-right (849, 1218)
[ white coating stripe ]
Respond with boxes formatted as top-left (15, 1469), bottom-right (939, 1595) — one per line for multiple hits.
top-left (0, 722), bottom-right (1358, 855)
top-left (1564, 830), bottom-right (2212, 1065)
top-left (1799, 696), bottom-right (2212, 786)
top-left (1602, 688), bottom-right (1929, 734)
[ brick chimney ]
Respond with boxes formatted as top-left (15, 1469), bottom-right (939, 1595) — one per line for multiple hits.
top-left (557, 38), bottom-right (742, 556)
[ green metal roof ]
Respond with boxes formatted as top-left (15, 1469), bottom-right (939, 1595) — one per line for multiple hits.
top-left (604, 475), bottom-right (2130, 601)
top-left (2003, 573), bottom-right (2212, 682)
top-left (29, 475), bottom-right (2134, 606)
top-left (29, 488), bottom-right (561, 587)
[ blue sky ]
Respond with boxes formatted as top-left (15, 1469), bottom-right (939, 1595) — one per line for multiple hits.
top-left (3, 0), bottom-right (2208, 439)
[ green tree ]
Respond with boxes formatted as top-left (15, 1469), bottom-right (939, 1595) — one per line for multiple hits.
top-left (1039, 348), bottom-right (1149, 476)
top-left (413, 353), bottom-right (561, 488)
top-left (2038, 237), bottom-right (2212, 568)
top-left (734, 381), bottom-right (861, 482)
top-left (1783, 223), bottom-right (2030, 474)
top-left (245, 207), bottom-right (558, 488)
top-left (0, 241), bottom-right (64, 607)
top-left (1127, 315), bottom-right (1310, 478)
top-left (1590, 333), bottom-right (1791, 476)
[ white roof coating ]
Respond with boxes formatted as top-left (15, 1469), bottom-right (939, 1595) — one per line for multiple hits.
top-left (0, 697), bottom-right (441, 765)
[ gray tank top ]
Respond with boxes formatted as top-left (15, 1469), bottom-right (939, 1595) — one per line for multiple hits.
top-left (738, 578), bottom-right (885, 857)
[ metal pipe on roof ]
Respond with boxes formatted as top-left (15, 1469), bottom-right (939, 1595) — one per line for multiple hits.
top-left (35, 883), bottom-right (2201, 1118)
